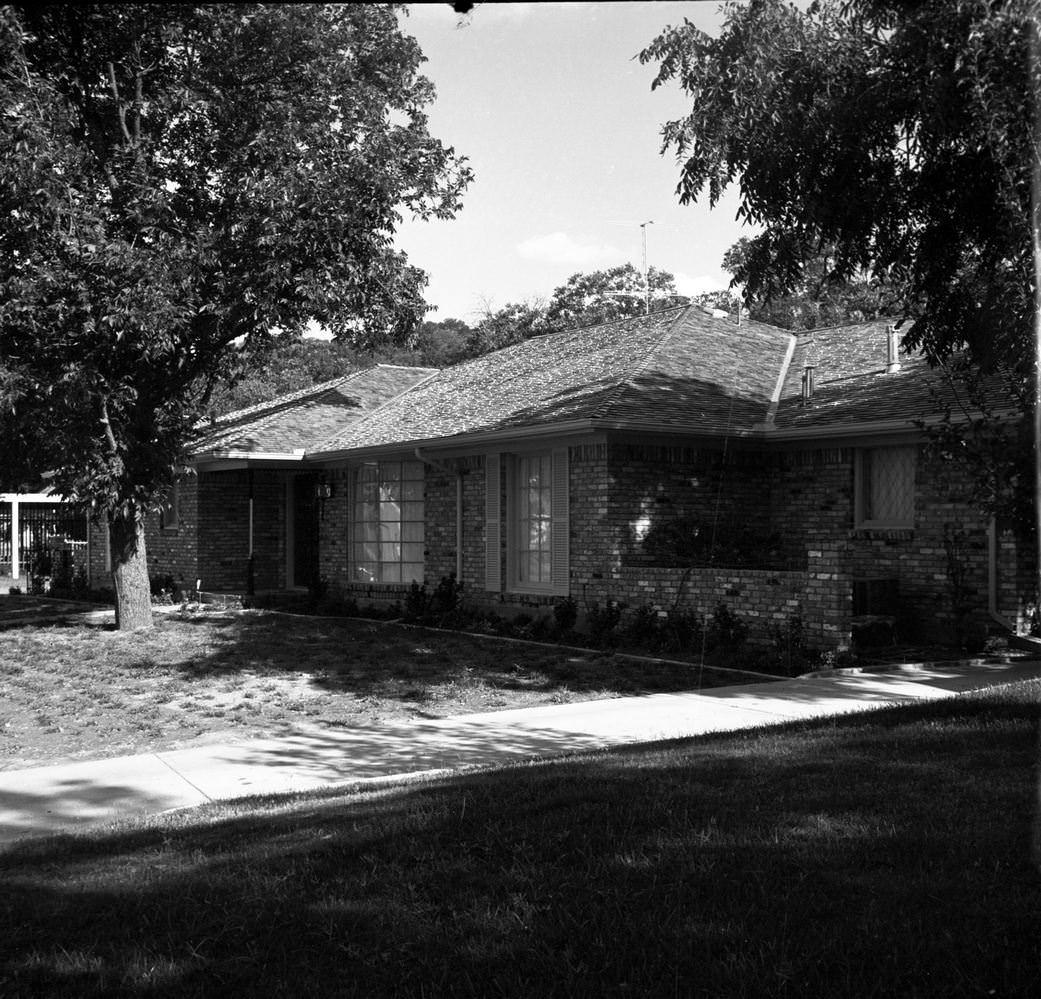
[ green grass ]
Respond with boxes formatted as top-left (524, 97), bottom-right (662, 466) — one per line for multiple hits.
top-left (1, 681), bottom-right (1038, 998)
top-left (0, 608), bottom-right (760, 768)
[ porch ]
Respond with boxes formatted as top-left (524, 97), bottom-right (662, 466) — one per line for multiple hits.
top-left (0, 493), bottom-right (88, 594)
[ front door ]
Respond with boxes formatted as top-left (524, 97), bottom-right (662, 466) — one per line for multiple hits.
top-left (291, 474), bottom-right (319, 590)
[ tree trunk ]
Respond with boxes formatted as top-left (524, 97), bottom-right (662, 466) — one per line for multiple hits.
top-left (109, 509), bottom-right (154, 631)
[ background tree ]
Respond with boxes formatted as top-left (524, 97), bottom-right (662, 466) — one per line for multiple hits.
top-left (467, 298), bottom-right (548, 356)
top-left (721, 237), bottom-right (900, 330)
top-left (641, 0), bottom-right (1037, 533)
top-left (0, 4), bottom-right (470, 628)
top-left (541, 263), bottom-right (688, 332)
top-left (206, 338), bottom-right (368, 417)
top-left (208, 318), bottom-right (474, 416)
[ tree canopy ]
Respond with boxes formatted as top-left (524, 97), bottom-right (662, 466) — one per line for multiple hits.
top-left (0, 3), bottom-right (470, 626)
top-left (720, 237), bottom-right (900, 330)
top-left (542, 263), bottom-right (688, 332)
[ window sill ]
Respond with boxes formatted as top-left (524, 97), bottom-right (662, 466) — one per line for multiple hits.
top-left (507, 585), bottom-right (566, 598)
top-left (850, 526), bottom-right (914, 541)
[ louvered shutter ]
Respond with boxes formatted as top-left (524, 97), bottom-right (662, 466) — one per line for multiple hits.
top-left (484, 453), bottom-right (501, 591)
top-left (550, 447), bottom-right (570, 593)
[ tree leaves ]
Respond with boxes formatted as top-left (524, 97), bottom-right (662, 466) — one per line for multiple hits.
top-left (0, 4), bottom-right (471, 516)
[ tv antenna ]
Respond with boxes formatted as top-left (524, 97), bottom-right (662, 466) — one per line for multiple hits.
top-left (605, 219), bottom-right (654, 314)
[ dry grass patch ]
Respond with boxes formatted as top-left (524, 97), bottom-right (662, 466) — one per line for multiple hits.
top-left (0, 608), bottom-right (754, 768)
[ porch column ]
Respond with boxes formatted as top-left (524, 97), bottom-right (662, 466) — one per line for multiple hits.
top-left (10, 497), bottom-right (19, 582)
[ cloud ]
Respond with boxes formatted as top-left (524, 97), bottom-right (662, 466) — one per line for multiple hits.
top-left (517, 232), bottom-right (622, 267)
top-left (673, 271), bottom-right (730, 297)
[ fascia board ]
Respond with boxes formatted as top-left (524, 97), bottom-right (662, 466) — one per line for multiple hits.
top-left (0, 491), bottom-right (63, 503)
top-left (307, 419), bottom-right (597, 463)
top-left (192, 450), bottom-right (307, 471)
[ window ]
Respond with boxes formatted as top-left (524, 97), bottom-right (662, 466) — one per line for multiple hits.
top-left (351, 460), bottom-right (424, 584)
top-left (514, 453), bottom-right (554, 586)
top-left (855, 446), bottom-right (916, 527)
top-left (493, 448), bottom-right (568, 595)
top-left (160, 482), bottom-right (180, 530)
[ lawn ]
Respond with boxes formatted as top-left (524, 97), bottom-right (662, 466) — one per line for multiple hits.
top-left (0, 606), bottom-right (763, 769)
top-left (0, 681), bottom-right (1037, 998)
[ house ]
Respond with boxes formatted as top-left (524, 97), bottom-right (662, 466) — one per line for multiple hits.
top-left (86, 306), bottom-right (1037, 648)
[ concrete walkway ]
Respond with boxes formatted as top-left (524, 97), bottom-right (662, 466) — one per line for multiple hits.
top-left (1, 657), bottom-right (1037, 845)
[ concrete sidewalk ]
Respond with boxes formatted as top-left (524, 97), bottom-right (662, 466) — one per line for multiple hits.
top-left (1, 657), bottom-right (1037, 845)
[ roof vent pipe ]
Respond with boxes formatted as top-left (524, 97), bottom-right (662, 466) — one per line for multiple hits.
top-left (801, 364), bottom-right (815, 406)
top-left (886, 324), bottom-right (901, 374)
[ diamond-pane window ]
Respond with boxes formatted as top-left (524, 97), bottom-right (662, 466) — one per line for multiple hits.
top-left (858, 447), bottom-right (915, 527)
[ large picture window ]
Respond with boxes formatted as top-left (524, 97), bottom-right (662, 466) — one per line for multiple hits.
top-left (352, 460), bottom-right (424, 584)
top-left (855, 446), bottom-right (916, 528)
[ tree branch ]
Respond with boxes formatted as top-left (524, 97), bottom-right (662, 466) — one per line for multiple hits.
top-left (107, 61), bottom-right (132, 145)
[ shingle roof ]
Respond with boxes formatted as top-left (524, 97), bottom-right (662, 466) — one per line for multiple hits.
top-left (316, 307), bottom-right (794, 453)
top-left (192, 365), bottom-right (437, 456)
top-left (772, 320), bottom-right (962, 432)
top-left (191, 311), bottom-right (1017, 461)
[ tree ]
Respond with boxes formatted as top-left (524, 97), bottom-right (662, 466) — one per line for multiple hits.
top-left (467, 298), bottom-right (548, 356)
top-left (641, 0), bottom-right (1037, 533)
top-left (542, 263), bottom-right (689, 332)
top-left (0, 4), bottom-right (470, 628)
top-left (206, 338), bottom-right (368, 417)
top-left (392, 317), bottom-right (474, 367)
top-left (721, 237), bottom-right (900, 330)
top-left (465, 264), bottom-right (691, 357)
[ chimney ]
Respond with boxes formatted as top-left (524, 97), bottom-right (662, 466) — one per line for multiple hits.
top-left (886, 324), bottom-right (901, 374)
top-left (800, 364), bottom-right (815, 406)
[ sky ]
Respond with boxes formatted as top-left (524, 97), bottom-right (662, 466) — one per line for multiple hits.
top-left (391, 2), bottom-right (747, 325)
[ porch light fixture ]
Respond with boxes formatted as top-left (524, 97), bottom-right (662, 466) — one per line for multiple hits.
top-left (315, 479), bottom-right (333, 501)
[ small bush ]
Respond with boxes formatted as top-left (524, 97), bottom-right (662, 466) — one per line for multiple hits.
top-left (552, 597), bottom-right (577, 637)
top-left (587, 599), bottom-right (624, 648)
top-left (707, 603), bottom-right (748, 651)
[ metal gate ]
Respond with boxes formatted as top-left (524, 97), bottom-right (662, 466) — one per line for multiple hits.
top-left (0, 501), bottom-right (87, 578)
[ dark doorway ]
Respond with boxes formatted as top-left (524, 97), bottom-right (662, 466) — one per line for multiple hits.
top-left (291, 474), bottom-right (319, 590)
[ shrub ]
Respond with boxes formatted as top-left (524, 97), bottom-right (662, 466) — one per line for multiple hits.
top-left (552, 597), bottom-right (577, 638)
top-left (707, 603), bottom-right (748, 652)
top-left (587, 599), bottom-right (624, 648)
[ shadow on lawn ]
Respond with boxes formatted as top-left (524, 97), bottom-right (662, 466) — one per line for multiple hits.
top-left (1, 695), bottom-right (1038, 999)
top-left (157, 611), bottom-right (737, 701)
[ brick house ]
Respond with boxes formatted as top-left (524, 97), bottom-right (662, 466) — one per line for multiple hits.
top-left (87, 306), bottom-right (1036, 648)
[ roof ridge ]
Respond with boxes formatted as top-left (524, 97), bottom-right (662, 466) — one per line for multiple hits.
top-left (311, 368), bottom-right (442, 455)
top-left (372, 363), bottom-right (440, 373)
top-left (589, 306), bottom-right (691, 420)
top-left (794, 315), bottom-right (904, 337)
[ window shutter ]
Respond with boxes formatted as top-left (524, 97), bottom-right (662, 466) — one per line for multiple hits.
top-left (484, 453), bottom-right (501, 591)
top-left (550, 447), bottom-right (569, 593)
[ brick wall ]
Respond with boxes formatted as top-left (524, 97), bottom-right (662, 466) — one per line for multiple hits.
top-left (318, 465), bottom-right (350, 590)
top-left (996, 524), bottom-right (1038, 635)
top-left (144, 475), bottom-right (200, 590)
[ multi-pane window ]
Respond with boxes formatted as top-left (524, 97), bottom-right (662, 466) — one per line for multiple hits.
top-left (352, 461), bottom-right (424, 584)
top-left (856, 447), bottom-right (916, 527)
top-left (515, 453), bottom-right (553, 586)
